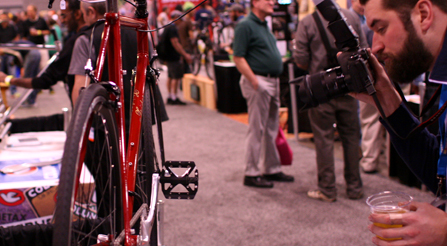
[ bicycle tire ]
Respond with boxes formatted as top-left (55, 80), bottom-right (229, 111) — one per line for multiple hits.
top-left (204, 49), bottom-right (214, 80)
top-left (52, 83), bottom-right (123, 246)
top-left (133, 80), bottom-right (158, 245)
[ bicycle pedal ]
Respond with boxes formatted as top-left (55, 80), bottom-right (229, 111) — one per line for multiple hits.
top-left (160, 161), bottom-right (198, 200)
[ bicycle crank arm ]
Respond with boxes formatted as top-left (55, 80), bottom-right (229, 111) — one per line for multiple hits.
top-left (160, 161), bottom-right (199, 199)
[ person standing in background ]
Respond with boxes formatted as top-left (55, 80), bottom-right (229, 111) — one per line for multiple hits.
top-left (0, 13), bottom-right (19, 43)
top-left (0, 12), bottom-right (20, 80)
top-left (21, 5), bottom-right (51, 106)
top-left (161, 10), bottom-right (192, 105)
top-left (46, 10), bottom-right (63, 95)
top-left (233, 0), bottom-right (294, 188)
top-left (350, 0), bottom-right (373, 45)
top-left (220, 3), bottom-right (245, 55)
top-left (177, 3), bottom-right (195, 74)
top-left (157, 6), bottom-right (169, 35)
top-left (178, 2), bottom-right (195, 54)
top-left (46, 11), bottom-right (63, 57)
top-left (293, 5), bottom-right (367, 201)
top-left (0, 0), bottom-right (87, 100)
top-left (195, 3), bottom-right (213, 31)
top-left (229, 3), bottom-right (246, 23)
top-left (22, 5), bottom-right (50, 45)
top-left (68, 0), bottom-right (107, 105)
top-left (349, 0), bottom-right (386, 174)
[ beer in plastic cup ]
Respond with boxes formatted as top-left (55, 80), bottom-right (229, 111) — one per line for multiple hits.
top-left (366, 191), bottom-right (413, 241)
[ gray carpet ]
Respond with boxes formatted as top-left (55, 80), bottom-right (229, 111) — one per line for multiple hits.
top-left (160, 101), bottom-right (434, 246)
top-left (11, 72), bottom-right (436, 246)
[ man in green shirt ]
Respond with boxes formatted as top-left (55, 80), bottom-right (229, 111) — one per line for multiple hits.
top-left (233, 0), bottom-right (294, 188)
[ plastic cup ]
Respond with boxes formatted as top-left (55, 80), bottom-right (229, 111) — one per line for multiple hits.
top-left (366, 191), bottom-right (413, 241)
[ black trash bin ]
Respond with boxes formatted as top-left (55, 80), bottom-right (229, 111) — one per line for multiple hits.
top-left (214, 61), bottom-right (247, 113)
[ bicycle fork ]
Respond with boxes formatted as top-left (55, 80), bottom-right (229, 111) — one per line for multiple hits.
top-left (138, 174), bottom-right (163, 246)
top-left (111, 173), bottom-right (164, 246)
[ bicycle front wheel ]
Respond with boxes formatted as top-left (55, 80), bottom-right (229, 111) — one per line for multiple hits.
top-left (52, 84), bottom-right (123, 246)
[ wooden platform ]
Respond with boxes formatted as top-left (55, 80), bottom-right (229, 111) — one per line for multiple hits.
top-left (182, 74), bottom-right (216, 110)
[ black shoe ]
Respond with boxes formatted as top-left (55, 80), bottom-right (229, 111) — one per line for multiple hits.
top-left (167, 98), bottom-right (175, 105)
top-left (174, 98), bottom-right (186, 105)
top-left (244, 176), bottom-right (274, 188)
top-left (263, 172), bottom-right (294, 182)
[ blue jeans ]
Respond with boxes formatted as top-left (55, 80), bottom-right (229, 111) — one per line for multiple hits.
top-left (8, 40), bottom-right (42, 104)
top-left (22, 49), bottom-right (41, 104)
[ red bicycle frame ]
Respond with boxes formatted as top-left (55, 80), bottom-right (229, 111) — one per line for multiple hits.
top-left (93, 5), bottom-right (150, 245)
top-left (81, 1), bottom-right (198, 244)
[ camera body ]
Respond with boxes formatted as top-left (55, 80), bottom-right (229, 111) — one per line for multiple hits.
top-left (290, 0), bottom-right (375, 110)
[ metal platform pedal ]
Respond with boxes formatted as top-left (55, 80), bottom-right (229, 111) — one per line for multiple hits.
top-left (160, 161), bottom-right (198, 199)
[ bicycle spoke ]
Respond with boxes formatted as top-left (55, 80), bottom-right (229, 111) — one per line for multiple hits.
top-left (75, 213), bottom-right (114, 245)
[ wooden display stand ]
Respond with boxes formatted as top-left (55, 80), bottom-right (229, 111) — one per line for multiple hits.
top-left (182, 74), bottom-right (216, 110)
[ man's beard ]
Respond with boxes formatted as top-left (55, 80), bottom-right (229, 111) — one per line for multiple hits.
top-left (382, 27), bottom-right (434, 83)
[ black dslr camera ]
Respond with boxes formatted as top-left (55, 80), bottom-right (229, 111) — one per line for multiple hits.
top-left (290, 0), bottom-right (375, 110)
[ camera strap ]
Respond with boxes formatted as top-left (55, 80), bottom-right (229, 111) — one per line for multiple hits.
top-left (419, 84), bottom-right (442, 118)
top-left (378, 79), bottom-right (446, 140)
top-left (312, 12), bottom-right (339, 68)
top-left (398, 84), bottom-right (447, 138)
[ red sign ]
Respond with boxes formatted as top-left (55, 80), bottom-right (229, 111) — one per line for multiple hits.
top-left (0, 189), bottom-right (25, 206)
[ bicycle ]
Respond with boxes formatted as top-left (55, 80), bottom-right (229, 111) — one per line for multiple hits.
top-left (49, 0), bottom-right (199, 245)
top-left (211, 19), bottom-right (236, 59)
top-left (191, 22), bottom-right (215, 80)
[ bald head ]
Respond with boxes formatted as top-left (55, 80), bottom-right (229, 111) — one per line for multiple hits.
top-left (26, 5), bottom-right (38, 20)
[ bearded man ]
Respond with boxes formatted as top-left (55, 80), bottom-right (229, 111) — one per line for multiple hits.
top-left (352, 0), bottom-right (447, 244)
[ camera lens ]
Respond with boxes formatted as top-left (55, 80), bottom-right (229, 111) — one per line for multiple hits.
top-left (294, 67), bottom-right (349, 109)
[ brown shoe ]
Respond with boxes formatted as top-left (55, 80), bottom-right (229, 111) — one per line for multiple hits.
top-left (307, 190), bottom-right (336, 202)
